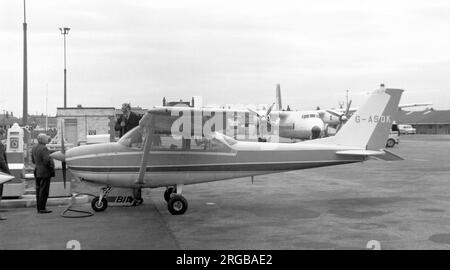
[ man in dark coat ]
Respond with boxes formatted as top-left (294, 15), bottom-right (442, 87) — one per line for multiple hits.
top-left (114, 103), bottom-right (141, 138)
top-left (0, 128), bottom-right (10, 221)
top-left (32, 133), bottom-right (55, 214)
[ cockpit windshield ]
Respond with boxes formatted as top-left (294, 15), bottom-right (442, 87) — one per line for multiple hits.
top-left (118, 126), bottom-right (146, 149)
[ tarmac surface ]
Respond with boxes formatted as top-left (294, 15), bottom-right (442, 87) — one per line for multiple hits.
top-left (1, 134), bottom-right (450, 250)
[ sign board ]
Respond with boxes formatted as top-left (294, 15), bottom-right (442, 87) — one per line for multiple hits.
top-left (6, 123), bottom-right (24, 153)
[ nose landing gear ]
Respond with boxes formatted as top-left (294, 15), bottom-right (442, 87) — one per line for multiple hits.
top-left (91, 187), bottom-right (111, 212)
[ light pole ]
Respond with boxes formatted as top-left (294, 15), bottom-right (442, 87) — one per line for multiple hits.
top-left (23, 0), bottom-right (28, 126)
top-left (59, 27), bottom-right (70, 108)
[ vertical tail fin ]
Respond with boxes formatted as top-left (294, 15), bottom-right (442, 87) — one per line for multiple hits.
top-left (275, 84), bottom-right (282, 111)
top-left (311, 86), bottom-right (404, 150)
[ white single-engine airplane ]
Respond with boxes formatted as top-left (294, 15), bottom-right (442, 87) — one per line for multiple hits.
top-left (51, 86), bottom-right (404, 215)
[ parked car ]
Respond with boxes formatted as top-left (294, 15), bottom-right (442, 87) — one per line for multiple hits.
top-left (398, 124), bottom-right (416, 135)
top-left (386, 123), bottom-right (399, 148)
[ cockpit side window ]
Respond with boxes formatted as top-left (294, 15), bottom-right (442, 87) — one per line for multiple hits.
top-left (119, 127), bottom-right (234, 153)
top-left (149, 135), bottom-right (233, 153)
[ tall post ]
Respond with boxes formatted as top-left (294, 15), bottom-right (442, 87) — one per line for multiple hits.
top-left (346, 89), bottom-right (349, 109)
top-left (22, 0), bottom-right (28, 126)
top-left (64, 34), bottom-right (67, 108)
top-left (60, 27), bottom-right (70, 108)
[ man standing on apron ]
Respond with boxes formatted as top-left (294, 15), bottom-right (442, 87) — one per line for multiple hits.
top-left (0, 128), bottom-right (11, 221)
top-left (32, 133), bottom-right (55, 214)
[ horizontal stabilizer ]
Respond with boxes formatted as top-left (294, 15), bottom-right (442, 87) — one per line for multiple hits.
top-left (336, 149), bottom-right (403, 161)
top-left (375, 149), bottom-right (404, 161)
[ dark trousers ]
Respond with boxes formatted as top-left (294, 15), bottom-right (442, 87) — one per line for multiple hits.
top-left (0, 183), bottom-right (3, 205)
top-left (35, 177), bottom-right (51, 211)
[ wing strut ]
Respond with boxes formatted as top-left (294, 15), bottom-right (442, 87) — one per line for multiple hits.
top-left (135, 112), bottom-right (155, 185)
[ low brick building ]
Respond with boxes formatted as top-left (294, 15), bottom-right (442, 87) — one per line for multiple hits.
top-left (56, 106), bottom-right (116, 145)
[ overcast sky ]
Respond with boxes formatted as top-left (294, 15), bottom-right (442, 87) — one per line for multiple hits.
top-left (1, 0), bottom-right (450, 117)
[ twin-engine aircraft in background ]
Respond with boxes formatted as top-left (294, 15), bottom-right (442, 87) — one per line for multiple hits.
top-left (269, 84), bottom-right (432, 136)
top-left (51, 86), bottom-right (404, 215)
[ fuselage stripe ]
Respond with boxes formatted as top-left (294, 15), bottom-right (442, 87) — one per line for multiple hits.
top-left (68, 160), bottom-right (358, 172)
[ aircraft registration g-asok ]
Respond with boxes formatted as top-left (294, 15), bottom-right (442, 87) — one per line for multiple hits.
top-left (51, 86), bottom-right (404, 215)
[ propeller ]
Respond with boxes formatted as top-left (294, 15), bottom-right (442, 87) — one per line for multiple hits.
top-left (248, 103), bottom-right (276, 137)
top-left (60, 120), bottom-right (67, 188)
top-left (326, 100), bottom-right (352, 132)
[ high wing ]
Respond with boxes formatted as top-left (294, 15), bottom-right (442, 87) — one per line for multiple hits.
top-left (334, 102), bottom-right (432, 115)
top-left (398, 103), bottom-right (432, 109)
top-left (143, 106), bottom-right (261, 137)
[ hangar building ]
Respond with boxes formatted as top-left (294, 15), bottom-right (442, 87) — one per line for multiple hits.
top-left (397, 109), bottom-right (450, 134)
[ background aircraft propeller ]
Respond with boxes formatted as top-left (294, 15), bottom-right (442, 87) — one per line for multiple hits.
top-left (326, 100), bottom-right (352, 132)
top-left (247, 103), bottom-right (276, 137)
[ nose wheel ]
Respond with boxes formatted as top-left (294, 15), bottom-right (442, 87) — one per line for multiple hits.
top-left (91, 197), bottom-right (108, 212)
top-left (91, 186), bottom-right (111, 212)
top-left (164, 185), bottom-right (188, 215)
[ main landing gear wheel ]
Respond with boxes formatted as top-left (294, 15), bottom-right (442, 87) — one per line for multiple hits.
top-left (167, 195), bottom-right (188, 215)
top-left (164, 187), bottom-right (175, 202)
top-left (386, 138), bottom-right (395, 148)
top-left (91, 197), bottom-right (108, 212)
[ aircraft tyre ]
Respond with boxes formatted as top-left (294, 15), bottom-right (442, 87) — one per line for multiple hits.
top-left (386, 139), bottom-right (395, 148)
top-left (164, 187), bottom-right (175, 202)
top-left (91, 197), bottom-right (108, 212)
top-left (167, 195), bottom-right (188, 215)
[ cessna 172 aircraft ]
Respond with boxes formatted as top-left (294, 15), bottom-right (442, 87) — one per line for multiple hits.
top-left (51, 86), bottom-right (403, 215)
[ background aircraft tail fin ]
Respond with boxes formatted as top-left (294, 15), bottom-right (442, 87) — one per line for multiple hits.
top-left (275, 84), bottom-right (282, 110)
top-left (310, 86), bottom-right (403, 150)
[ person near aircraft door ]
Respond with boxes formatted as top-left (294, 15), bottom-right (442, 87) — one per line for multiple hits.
top-left (0, 128), bottom-right (10, 221)
top-left (114, 103), bottom-right (143, 204)
top-left (115, 103), bottom-right (141, 138)
top-left (32, 133), bottom-right (55, 214)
